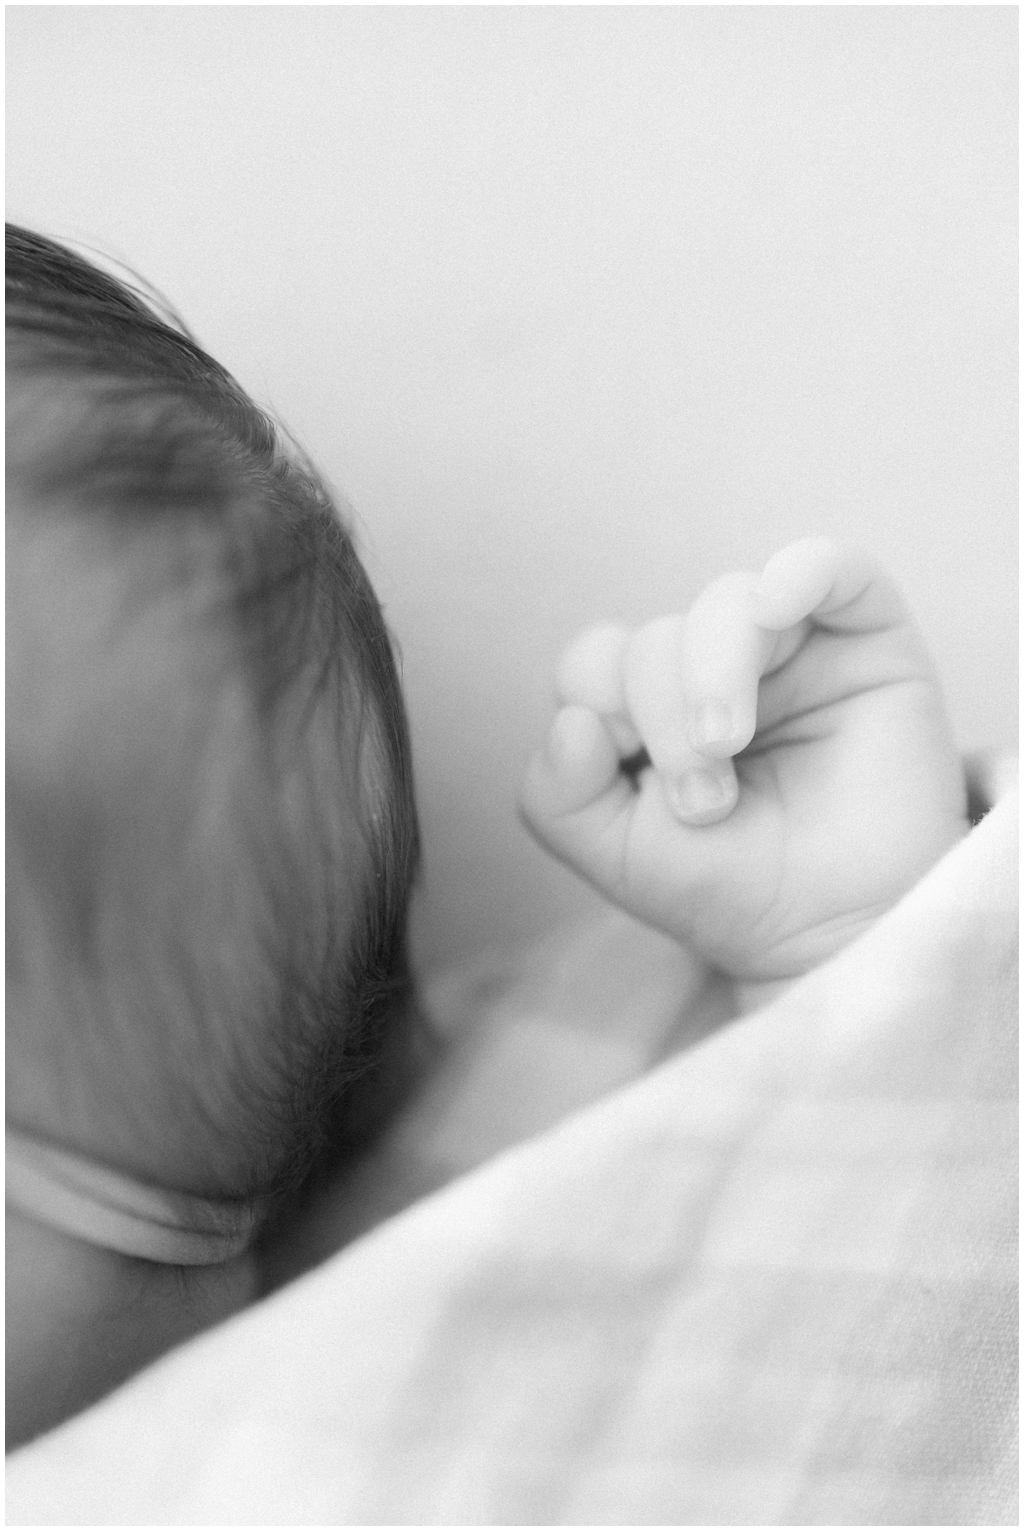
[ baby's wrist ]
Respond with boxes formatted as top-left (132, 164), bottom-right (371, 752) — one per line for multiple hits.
top-left (728, 812), bottom-right (972, 1015)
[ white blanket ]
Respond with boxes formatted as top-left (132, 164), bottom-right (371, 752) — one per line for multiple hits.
top-left (7, 788), bottom-right (1017, 1526)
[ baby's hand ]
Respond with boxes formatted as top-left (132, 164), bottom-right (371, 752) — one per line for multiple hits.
top-left (519, 539), bottom-right (968, 987)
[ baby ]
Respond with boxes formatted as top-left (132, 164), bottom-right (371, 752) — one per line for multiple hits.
top-left (6, 225), bottom-right (421, 1448)
top-left (519, 539), bottom-right (970, 1015)
top-left (6, 223), bottom-right (970, 1454)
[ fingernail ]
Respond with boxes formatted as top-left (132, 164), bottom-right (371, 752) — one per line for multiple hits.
top-left (689, 701), bottom-right (734, 749)
top-left (666, 768), bottom-right (735, 822)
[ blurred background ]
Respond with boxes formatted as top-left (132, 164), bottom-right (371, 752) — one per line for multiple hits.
top-left (7, 6), bottom-right (1017, 975)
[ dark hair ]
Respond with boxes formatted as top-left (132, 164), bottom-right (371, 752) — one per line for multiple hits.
top-left (6, 224), bottom-right (422, 1206)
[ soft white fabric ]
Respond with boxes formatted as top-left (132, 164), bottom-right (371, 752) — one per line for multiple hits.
top-left (6, 791), bottom-right (1017, 1526)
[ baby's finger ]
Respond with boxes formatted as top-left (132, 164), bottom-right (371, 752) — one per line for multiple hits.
top-left (751, 537), bottom-right (909, 634)
top-left (555, 622), bottom-right (642, 756)
top-left (520, 705), bottom-right (631, 822)
top-left (623, 615), bottom-right (739, 826)
top-left (518, 705), bottom-right (639, 883)
top-left (678, 570), bottom-right (774, 758)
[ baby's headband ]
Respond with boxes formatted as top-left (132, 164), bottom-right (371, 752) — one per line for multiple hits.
top-left (5, 1127), bottom-right (263, 1266)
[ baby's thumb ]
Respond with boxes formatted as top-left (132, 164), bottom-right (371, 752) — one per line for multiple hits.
top-left (518, 706), bottom-right (635, 865)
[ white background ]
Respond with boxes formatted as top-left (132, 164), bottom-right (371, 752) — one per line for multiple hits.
top-left (7, 6), bottom-right (1017, 972)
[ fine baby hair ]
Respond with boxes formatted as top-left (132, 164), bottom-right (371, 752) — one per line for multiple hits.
top-left (6, 225), bottom-right (421, 1262)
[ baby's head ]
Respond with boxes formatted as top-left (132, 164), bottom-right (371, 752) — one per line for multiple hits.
top-left (6, 225), bottom-right (420, 1442)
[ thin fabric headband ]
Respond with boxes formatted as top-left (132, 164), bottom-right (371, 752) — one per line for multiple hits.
top-left (5, 1127), bottom-right (263, 1266)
